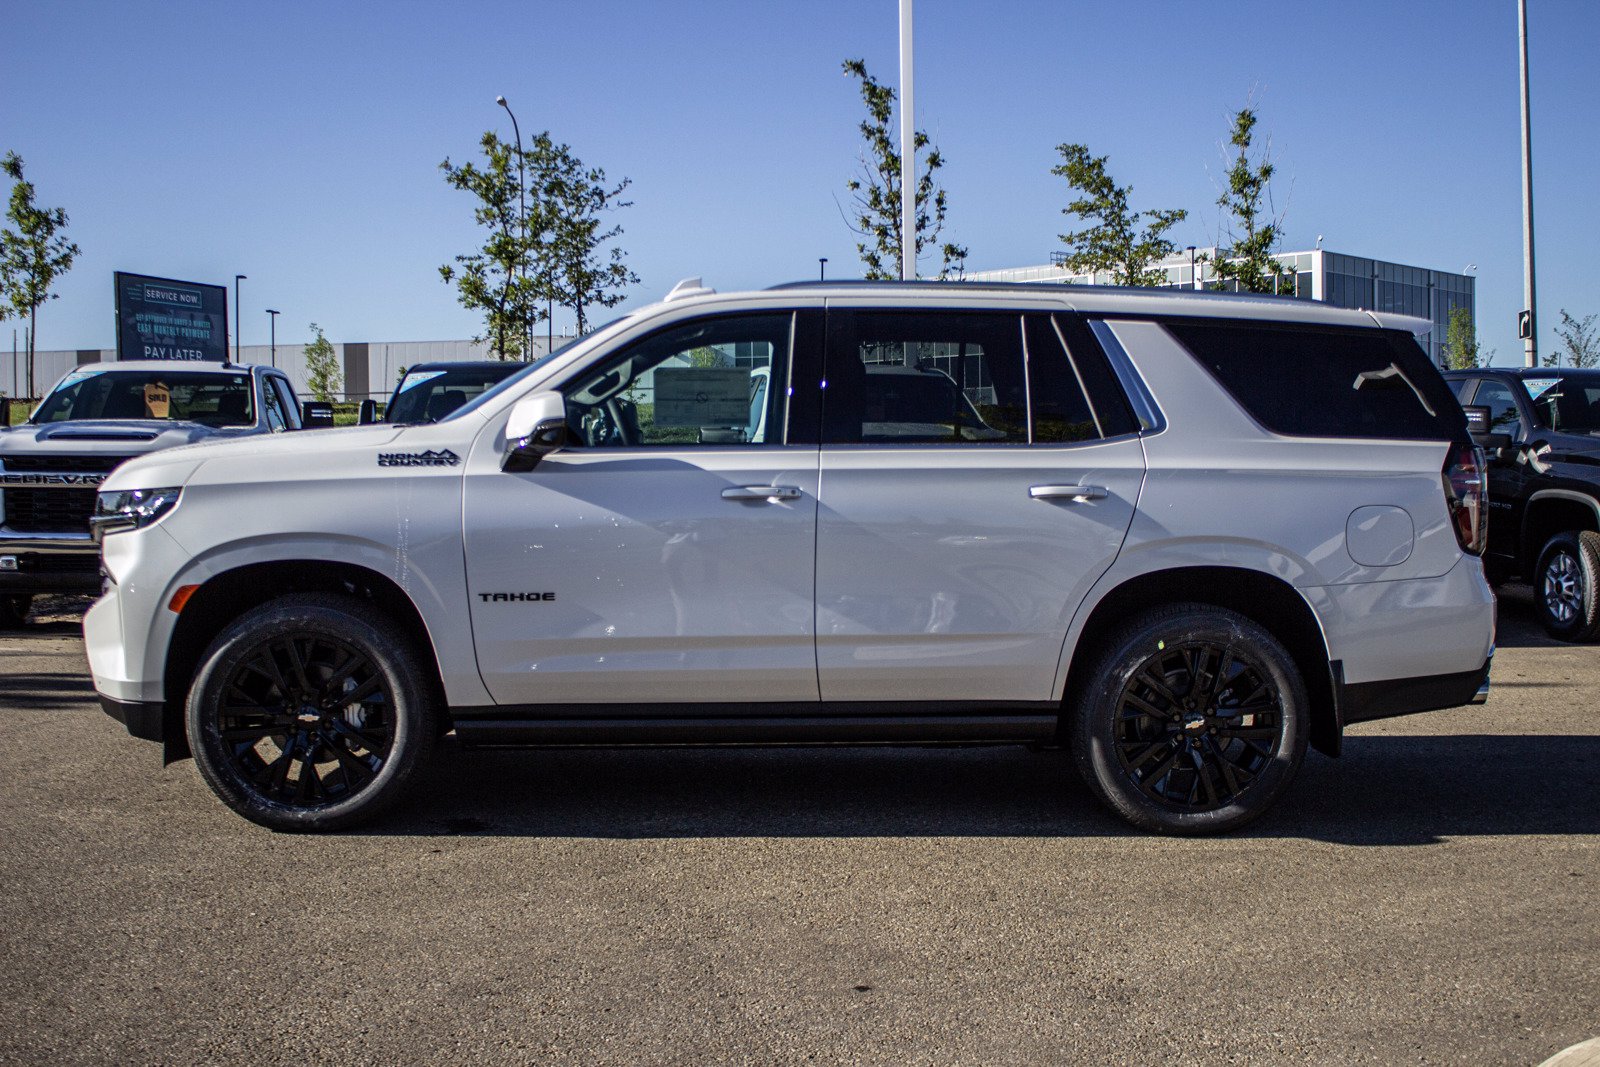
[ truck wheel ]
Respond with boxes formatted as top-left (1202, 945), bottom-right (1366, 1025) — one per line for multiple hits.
top-left (0, 594), bottom-right (30, 628)
top-left (1070, 603), bottom-right (1309, 835)
top-left (0, 598), bottom-right (31, 630)
top-left (186, 593), bottom-right (438, 832)
top-left (1535, 530), bottom-right (1600, 643)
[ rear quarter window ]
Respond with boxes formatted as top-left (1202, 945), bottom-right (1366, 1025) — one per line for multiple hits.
top-left (1165, 320), bottom-right (1465, 441)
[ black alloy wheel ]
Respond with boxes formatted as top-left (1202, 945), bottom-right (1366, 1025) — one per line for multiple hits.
top-left (1071, 603), bottom-right (1308, 835)
top-left (187, 593), bottom-right (436, 831)
top-left (1535, 530), bottom-right (1600, 643)
top-left (1112, 641), bottom-right (1282, 810)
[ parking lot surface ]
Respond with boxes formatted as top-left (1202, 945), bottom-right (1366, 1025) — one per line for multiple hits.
top-left (1, 590), bottom-right (1596, 1065)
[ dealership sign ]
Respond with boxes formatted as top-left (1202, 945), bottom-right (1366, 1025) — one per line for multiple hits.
top-left (114, 272), bottom-right (229, 361)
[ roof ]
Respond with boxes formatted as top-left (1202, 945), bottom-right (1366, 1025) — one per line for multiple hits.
top-left (401, 360), bottom-right (529, 373)
top-left (69, 360), bottom-right (268, 373)
top-left (1445, 366), bottom-right (1600, 377)
top-left (755, 280), bottom-right (1432, 335)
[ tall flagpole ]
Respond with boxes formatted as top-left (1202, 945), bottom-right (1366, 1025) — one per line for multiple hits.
top-left (899, 0), bottom-right (915, 281)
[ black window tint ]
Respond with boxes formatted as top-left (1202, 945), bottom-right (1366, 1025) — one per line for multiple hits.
top-left (1047, 314), bottom-right (1139, 438)
top-left (1021, 314), bottom-right (1098, 443)
top-left (824, 312), bottom-right (1027, 444)
top-left (1471, 379), bottom-right (1524, 437)
top-left (1165, 321), bottom-right (1465, 440)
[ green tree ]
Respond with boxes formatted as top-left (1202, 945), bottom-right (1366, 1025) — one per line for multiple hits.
top-left (532, 133), bottom-right (638, 335)
top-left (1550, 309), bottom-right (1598, 369)
top-left (440, 132), bottom-right (548, 359)
top-left (1207, 109), bottom-right (1295, 294)
top-left (0, 152), bottom-right (80, 396)
top-left (1443, 306), bottom-right (1487, 370)
top-left (303, 322), bottom-right (342, 403)
top-left (1052, 144), bottom-right (1186, 286)
top-left (842, 59), bottom-right (967, 280)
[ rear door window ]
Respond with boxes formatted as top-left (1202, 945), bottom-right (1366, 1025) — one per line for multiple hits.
top-left (1164, 321), bottom-right (1465, 440)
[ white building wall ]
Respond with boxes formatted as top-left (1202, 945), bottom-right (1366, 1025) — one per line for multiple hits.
top-left (11, 334), bottom-right (574, 401)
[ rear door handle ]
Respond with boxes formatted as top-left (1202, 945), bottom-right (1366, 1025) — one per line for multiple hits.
top-left (722, 485), bottom-right (803, 502)
top-left (1029, 484), bottom-right (1108, 502)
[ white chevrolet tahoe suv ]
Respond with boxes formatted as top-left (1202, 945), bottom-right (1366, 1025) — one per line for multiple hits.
top-left (85, 281), bottom-right (1495, 835)
top-left (1, 360), bottom-right (308, 625)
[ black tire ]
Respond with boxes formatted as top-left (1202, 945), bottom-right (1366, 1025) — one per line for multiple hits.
top-left (1069, 603), bottom-right (1309, 835)
top-left (186, 593), bottom-right (438, 832)
top-left (1534, 530), bottom-right (1600, 643)
top-left (0, 594), bottom-right (31, 629)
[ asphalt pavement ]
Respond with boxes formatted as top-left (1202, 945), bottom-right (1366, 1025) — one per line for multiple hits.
top-left (0, 589), bottom-right (1596, 1065)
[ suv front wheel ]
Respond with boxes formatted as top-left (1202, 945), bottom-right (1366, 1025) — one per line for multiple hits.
top-left (1070, 604), bottom-right (1309, 835)
top-left (186, 593), bottom-right (438, 832)
top-left (1535, 530), bottom-right (1600, 643)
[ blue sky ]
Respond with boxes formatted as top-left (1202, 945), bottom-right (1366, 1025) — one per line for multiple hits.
top-left (3, 0), bottom-right (1596, 364)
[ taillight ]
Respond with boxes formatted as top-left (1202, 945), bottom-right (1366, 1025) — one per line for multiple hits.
top-left (1443, 444), bottom-right (1488, 556)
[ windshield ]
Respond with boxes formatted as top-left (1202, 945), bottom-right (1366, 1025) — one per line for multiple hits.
top-left (386, 364), bottom-right (528, 425)
top-left (1522, 374), bottom-right (1600, 435)
top-left (33, 368), bottom-right (255, 426)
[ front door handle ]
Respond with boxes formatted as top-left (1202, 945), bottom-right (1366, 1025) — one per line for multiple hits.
top-left (722, 485), bottom-right (803, 502)
top-left (1029, 484), bottom-right (1108, 502)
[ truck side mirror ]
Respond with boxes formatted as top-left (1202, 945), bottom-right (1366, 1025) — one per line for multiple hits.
top-left (357, 399), bottom-right (379, 425)
top-left (301, 401), bottom-right (335, 428)
top-left (1462, 405), bottom-right (1490, 436)
top-left (502, 391), bottom-right (568, 473)
top-left (0, 399), bottom-right (10, 428)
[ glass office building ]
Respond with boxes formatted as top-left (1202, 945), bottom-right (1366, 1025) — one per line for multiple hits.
top-left (964, 248), bottom-right (1475, 367)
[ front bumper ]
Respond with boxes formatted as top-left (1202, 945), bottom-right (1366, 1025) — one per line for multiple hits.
top-left (98, 694), bottom-right (166, 742)
top-left (0, 531), bottom-right (102, 593)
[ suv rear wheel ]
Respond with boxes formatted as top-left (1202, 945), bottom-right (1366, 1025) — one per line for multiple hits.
top-left (186, 593), bottom-right (438, 832)
top-left (1070, 604), bottom-right (1309, 835)
top-left (1535, 530), bottom-right (1600, 643)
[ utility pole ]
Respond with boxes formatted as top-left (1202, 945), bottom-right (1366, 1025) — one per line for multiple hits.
top-left (266, 309), bottom-right (279, 367)
top-left (1518, 0), bottom-right (1537, 367)
top-left (898, 0), bottom-right (915, 281)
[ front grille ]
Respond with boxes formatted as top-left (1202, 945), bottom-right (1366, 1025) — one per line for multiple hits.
top-left (2, 488), bottom-right (99, 533)
top-left (2, 454), bottom-right (129, 474)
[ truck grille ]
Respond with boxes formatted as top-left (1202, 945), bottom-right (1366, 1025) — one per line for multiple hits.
top-left (2, 488), bottom-right (100, 533)
top-left (1, 455), bottom-right (130, 534)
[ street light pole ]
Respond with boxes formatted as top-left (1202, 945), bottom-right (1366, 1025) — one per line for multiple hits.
top-left (496, 95), bottom-right (531, 359)
top-left (265, 309), bottom-right (279, 367)
top-left (1517, 0), bottom-right (1538, 367)
top-left (819, 257), bottom-right (828, 281)
top-left (233, 275), bottom-right (246, 363)
top-left (1187, 245), bottom-right (1197, 290)
top-left (898, 0), bottom-right (915, 281)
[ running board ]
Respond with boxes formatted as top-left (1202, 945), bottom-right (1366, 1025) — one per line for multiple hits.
top-left (452, 714), bottom-right (1059, 748)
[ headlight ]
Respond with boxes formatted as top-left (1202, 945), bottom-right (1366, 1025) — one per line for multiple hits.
top-left (90, 487), bottom-right (182, 542)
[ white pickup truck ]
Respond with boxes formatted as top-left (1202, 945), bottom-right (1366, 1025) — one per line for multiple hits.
top-left (0, 360), bottom-right (309, 625)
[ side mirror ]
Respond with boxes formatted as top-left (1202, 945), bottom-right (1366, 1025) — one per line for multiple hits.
top-left (0, 399), bottom-right (10, 428)
top-left (301, 401), bottom-right (335, 429)
top-left (357, 399), bottom-right (379, 425)
top-left (1463, 404), bottom-right (1511, 458)
top-left (502, 391), bottom-right (568, 472)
